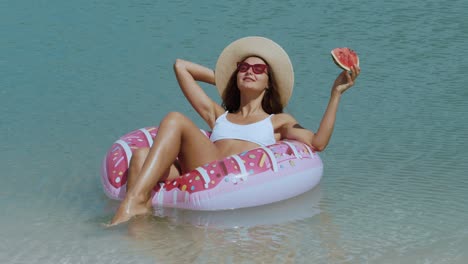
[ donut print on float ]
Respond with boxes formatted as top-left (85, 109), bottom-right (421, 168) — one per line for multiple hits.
top-left (101, 127), bottom-right (323, 210)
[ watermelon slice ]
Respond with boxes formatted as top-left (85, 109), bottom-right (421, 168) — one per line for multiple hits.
top-left (331, 48), bottom-right (359, 71)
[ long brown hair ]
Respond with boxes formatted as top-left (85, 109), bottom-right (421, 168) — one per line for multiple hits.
top-left (221, 58), bottom-right (284, 114)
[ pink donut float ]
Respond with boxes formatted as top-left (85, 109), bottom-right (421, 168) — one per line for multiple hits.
top-left (101, 127), bottom-right (323, 211)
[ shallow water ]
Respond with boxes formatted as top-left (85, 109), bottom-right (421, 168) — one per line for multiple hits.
top-left (1, 0), bottom-right (468, 263)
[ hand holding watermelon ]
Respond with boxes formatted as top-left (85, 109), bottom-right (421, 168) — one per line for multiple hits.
top-left (330, 47), bottom-right (360, 94)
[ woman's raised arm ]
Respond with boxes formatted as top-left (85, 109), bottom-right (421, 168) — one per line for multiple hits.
top-left (173, 59), bottom-right (224, 128)
top-left (278, 66), bottom-right (360, 151)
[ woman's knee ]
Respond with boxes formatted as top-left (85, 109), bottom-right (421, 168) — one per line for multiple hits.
top-left (161, 112), bottom-right (188, 128)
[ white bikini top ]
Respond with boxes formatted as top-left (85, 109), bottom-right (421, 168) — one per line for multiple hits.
top-left (210, 111), bottom-right (276, 146)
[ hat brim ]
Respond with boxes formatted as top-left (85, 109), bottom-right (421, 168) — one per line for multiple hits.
top-left (215, 36), bottom-right (294, 107)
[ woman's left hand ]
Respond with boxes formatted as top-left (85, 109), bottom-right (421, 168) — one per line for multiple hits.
top-left (332, 65), bottom-right (361, 95)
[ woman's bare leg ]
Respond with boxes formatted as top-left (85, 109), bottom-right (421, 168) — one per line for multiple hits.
top-left (126, 148), bottom-right (181, 192)
top-left (110, 112), bottom-right (221, 225)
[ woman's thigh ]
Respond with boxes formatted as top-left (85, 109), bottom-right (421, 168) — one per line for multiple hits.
top-left (165, 112), bottom-right (222, 173)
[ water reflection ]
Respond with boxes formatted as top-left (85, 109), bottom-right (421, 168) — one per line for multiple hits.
top-left (116, 187), bottom-right (352, 263)
top-left (152, 186), bottom-right (322, 229)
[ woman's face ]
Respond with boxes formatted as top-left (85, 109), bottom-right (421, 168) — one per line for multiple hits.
top-left (236, 56), bottom-right (269, 93)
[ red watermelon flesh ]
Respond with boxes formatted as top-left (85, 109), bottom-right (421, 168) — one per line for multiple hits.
top-left (331, 48), bottom-right (359, 71)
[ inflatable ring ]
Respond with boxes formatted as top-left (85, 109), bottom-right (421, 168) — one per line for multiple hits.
top-left (154, 186), bottom-right (322, 228)
top-left (101, 127), bottom-right (323, 211)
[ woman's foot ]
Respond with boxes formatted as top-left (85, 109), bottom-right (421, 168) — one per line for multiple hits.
top-left (109, 196), bottom-right (152, 226)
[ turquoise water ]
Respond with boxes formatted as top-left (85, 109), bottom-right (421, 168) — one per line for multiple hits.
top-left (1, 0), bottom-right (467, 263)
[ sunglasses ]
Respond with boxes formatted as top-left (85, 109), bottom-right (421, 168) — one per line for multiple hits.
top-left (237, 62), bottom-right (268, 74)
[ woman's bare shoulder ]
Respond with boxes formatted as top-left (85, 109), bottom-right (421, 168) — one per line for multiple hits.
top-left (272, 113), bottom-right (298, 128)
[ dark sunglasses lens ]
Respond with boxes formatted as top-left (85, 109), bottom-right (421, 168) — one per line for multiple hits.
top-left (238, 62), bottom-right (249, 72)
top-left (252, 65), bottom-right (266, 74)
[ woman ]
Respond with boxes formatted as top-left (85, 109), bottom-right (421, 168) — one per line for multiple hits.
top-left (110, 36), bottom-right (360, 225)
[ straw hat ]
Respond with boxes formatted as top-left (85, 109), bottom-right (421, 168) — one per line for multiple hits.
top-left (215, 36), bottom-right (294, 107)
